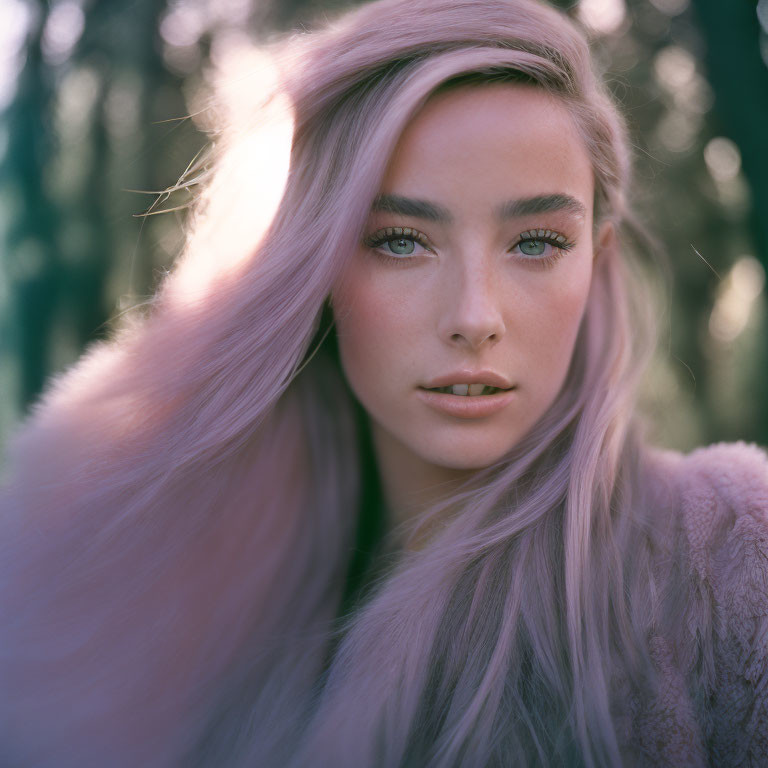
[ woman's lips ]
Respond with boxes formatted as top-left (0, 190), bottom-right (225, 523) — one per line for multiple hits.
top-left (415, 386), bottom-right (517, 419)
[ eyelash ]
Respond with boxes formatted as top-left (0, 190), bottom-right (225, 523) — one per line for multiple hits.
top-left (363, 226), bottom-right (576, 269)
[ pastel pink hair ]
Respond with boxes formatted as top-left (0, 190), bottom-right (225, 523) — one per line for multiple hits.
top-left (0, 0), bottom-right (666, 765)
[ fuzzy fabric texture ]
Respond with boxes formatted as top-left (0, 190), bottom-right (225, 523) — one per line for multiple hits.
top-left (615, 441), bottom-right (768, 766)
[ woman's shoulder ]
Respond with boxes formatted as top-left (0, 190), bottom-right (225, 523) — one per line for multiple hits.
top-left (641, 440), bottom-right (768, 579)
top-left (640, 442), bottom-right (768, 761)
top-left (666, 439), bottom-right (768, 638)
top-left (678, 440), bottom-right (768, 520)
top-left (637, 439), bottom-right (768, 652)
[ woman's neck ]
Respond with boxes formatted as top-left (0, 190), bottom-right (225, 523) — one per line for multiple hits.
top-left (369, 419), bottom-right (479, 551)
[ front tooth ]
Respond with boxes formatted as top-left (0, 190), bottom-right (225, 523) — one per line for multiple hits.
top-left (468, 383), bottom-right (485, 396)
top-left (451, 384), bottom-right (469, 396)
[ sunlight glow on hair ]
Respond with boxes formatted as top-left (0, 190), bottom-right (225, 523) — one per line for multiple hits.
top-left (169, 46), bottom-right (295, 306)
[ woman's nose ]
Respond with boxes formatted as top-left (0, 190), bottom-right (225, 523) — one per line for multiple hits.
top-left (437, 259), bottom-right (506, 350)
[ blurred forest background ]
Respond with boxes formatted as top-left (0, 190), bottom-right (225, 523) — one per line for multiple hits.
top-left (1, 0), bottom-right (767, 457)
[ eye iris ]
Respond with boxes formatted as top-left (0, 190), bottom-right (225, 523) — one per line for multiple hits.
top-left (389, 238), bottom-right (415, 255)
top-left (519, 239), bottom-right (546, 257)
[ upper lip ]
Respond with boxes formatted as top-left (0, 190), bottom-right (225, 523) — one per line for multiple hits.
top-left (421, 370), bottom-right (514, 390)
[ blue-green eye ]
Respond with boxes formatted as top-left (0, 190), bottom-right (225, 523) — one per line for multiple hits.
top-left (519, 239), bottom-right (546, 257)
top-left (363, 226), bottom-right (432, 263)
top-left (513, 229), bottom-right (575, 266)
top-left (388, 238), bottom-right (416, 255)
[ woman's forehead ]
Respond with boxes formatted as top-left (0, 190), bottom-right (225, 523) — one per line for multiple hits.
top-left (376, 83), bottom-right (595, 224)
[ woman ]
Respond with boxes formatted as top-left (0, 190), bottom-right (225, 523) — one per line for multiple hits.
top-left (1, 0), bottom-right (766, 765)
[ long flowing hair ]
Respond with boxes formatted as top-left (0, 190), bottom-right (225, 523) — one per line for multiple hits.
top-left (0, 0), bottom-right (668, 766)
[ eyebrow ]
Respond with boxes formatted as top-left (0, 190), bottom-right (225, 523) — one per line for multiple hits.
top-left (371, 194), bottom-right (452, 222)
top-left (370, 193), bottom-right (586, 223)
top-left (497, 193), bottom-right (587, 220)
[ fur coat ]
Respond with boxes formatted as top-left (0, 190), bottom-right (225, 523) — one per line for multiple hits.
top-left (616, 441), bottom-right (768, 766)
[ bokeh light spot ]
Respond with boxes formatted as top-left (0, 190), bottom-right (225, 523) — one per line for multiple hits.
top-left (577, 0), bottom-right (627, 35)
top-left (105, 74), bottom-right (142, 142)
top-left (655, 110), bottom-right (698, 153)
top-left (654, 46), bottom-right (696, 91)
top-left (758, 0), bottom-right (768, 34)
top-left (58, 66), bottom-right (101, 134)
top-left (648, 0), bottom-right (690, 17)
top-left (160, 2), bottom-right (207, 48)
top-left (709, 257), bottom-right (766, 342)
top-left (0, 0), bottom-right (36, 110)
top-left (704, 137), bottom-right (742, 183)
top-left (42, 0), bottom-right (85, 66)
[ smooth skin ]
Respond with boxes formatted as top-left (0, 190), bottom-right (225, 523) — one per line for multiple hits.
top-left (331, 83), bottom-right (609, 536)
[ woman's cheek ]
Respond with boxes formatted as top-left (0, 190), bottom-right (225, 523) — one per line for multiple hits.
top-left (516, 268), bottom-right (592, 378)
top-left (333, 278), bottom-right (406, 392)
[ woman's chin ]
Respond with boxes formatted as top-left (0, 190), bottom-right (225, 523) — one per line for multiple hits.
top-left (413, 442), bottom-right (513, 472)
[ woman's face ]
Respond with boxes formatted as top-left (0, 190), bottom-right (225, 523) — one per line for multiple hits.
top-left (331, 83), bottom-right (599, 473)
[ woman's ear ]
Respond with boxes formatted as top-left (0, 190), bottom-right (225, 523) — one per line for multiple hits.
top-left (594, 220), bottom-right (617, 263)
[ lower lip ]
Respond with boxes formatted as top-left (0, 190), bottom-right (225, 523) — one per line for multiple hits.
top-left (415, 387), bottom-right (517, 419)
